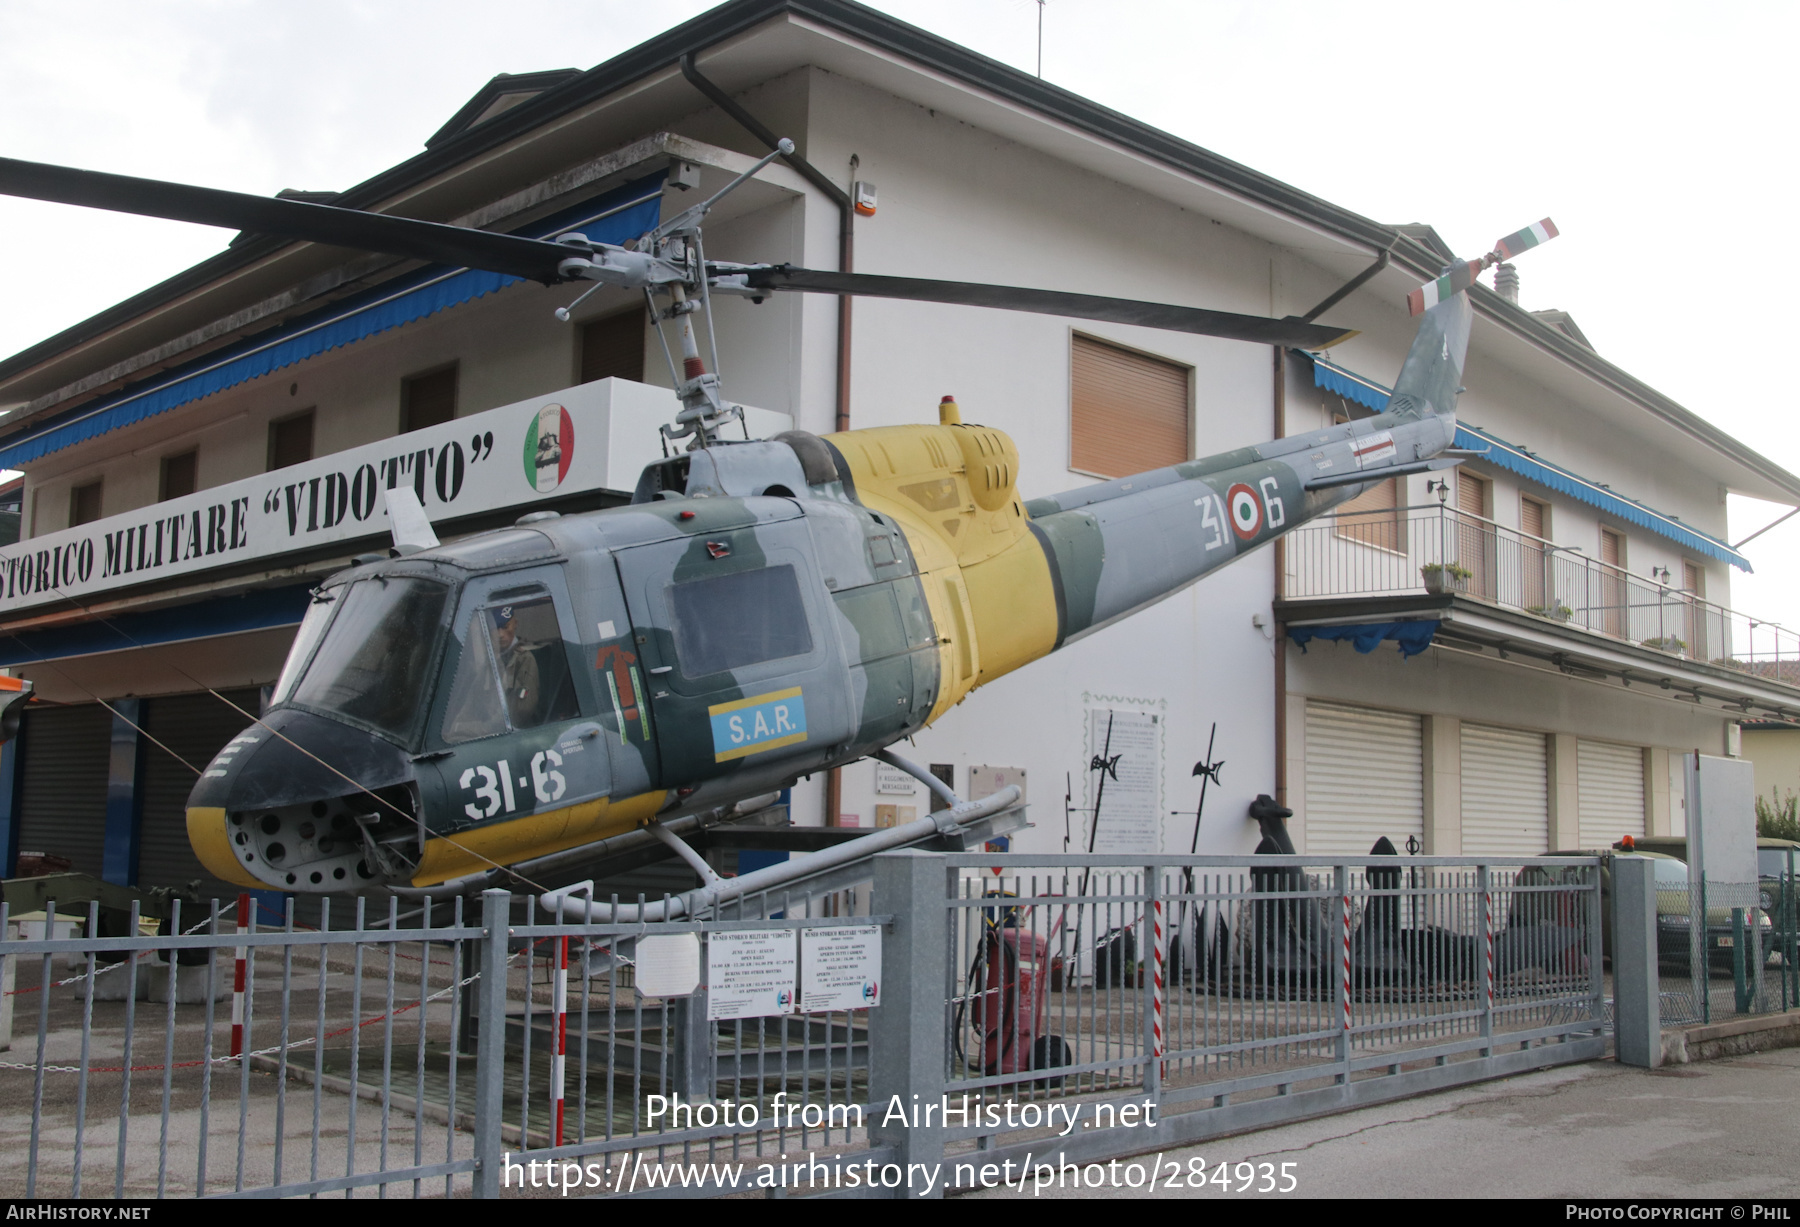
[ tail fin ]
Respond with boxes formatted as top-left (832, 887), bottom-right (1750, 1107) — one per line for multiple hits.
top-left (1385, 293), bottom-right (1471, 421)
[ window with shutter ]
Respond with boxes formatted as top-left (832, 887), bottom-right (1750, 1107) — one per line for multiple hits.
top-left (1070, 335), bottom-right (1189, 478)
top-left (1330, 410), bottom-right (1402, 551)
top-left (402, 365), bottom-right (458, 434)
top-left (1335, 477), bottom-right (1401, 551)
top-left (1599, 529), bottom-right (1625, 637)
top-left (268, 410), bottom-right (315, 471)
top-left (1455, 472), bottom-right (1493, 598)
top-left (159, 450), bottom-right (198, 501)
top-left (580, 310), bottom-right (645, 384)
top-left (69, 480), bottom-right (103, 527)
top-left (1520, 497), bottom-right (1549, 609)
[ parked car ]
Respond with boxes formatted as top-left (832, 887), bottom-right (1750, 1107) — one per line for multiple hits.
top-left (1544, 847), bottom-right (1773, 973)
top-left (1628, 835), bottom-right (1797, 918)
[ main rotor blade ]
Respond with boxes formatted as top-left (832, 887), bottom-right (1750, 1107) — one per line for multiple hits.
top-left (0, 158), bottom-right (579, 283)
top-left (740, 267), bottom-right (1358, 349)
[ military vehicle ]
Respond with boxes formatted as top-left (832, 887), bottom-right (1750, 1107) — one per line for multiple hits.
top-left (0, 148), bottom-right (1557, 915)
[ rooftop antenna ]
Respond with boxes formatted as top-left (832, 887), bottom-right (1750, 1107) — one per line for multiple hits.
top-left (1037, 1), bottom-right (1046, 77)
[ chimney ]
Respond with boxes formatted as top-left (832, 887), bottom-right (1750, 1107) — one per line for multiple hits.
top-left (1495, 262), bottom-right (1520, 305)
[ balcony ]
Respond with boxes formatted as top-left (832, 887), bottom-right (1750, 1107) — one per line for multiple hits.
top-left (1279, 504), bottom-right (1800, 714)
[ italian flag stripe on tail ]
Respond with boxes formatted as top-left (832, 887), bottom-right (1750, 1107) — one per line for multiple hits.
top-left (1408, 261), bottom-right (1483, 316)
top-left (1494, 218), bottom-right (1558, 261)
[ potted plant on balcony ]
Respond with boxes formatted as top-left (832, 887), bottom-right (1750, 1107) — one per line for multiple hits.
top-left (1420, 562), bottom-right (1472, 596)
top-left (1526, 601), bottom-right (1574, 623)
top-left (1642, 636), bottom-right (1686, 654)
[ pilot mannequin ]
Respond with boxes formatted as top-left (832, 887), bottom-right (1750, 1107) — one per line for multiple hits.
top-left (491, 606), bottom-right (541, 728)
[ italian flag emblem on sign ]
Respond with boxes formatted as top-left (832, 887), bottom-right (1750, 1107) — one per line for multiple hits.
top-left (524, 404), bottom-right (575, 493)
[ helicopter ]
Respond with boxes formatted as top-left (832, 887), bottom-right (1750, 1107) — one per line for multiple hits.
top-left (0, 146), bottom-right (1557, 914)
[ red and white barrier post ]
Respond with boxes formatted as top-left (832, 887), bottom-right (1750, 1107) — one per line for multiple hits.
top-left (1150, 898), bottom-right (1166, 1076)
top-left (231, 893), bottom-right (249, 1058)
top-left (1340, 889), bottom-right (1354, 1037)
top-left (551, 935), bottom-right (568, 1146)
top-left (1483, 886), bottom-right (1495, 1016)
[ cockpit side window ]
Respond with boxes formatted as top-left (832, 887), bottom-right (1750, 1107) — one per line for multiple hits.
top-left (487, 594), bottom-right (578, 730)
top-left (439, 613), bottom-right (508, 744)
top-left (438, 591), bottom-right (580, 743)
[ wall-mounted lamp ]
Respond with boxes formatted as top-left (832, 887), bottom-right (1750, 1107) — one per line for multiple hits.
top-left (1426, 479), bottom-right (1449, 504)
top-left (1651, 565), bottom-right (1672, 584)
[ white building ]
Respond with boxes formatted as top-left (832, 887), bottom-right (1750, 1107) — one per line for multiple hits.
top-left (0, 0), bottom-right (1793, 897)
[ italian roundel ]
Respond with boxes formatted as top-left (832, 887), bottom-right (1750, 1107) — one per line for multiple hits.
top-left (1226, 482), bottom-right (1262, 539)
top-left (524, 404), bottom-right (575, 493)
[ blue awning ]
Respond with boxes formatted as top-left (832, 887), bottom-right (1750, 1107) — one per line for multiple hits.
top-left (0, 582), bottom-right (311, 667)
top-left (1288, 620), bottom-right (1439, 658)
top-left (0, 173), bottom-right (667, 471)
top-left (1301, 352), bottom-right (1751, 571)
top-left (1309, 353), bottom-right (1393, 414)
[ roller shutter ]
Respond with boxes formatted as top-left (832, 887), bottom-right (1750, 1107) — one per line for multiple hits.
top-left (1461, 724), bottom-right (1549, 855)
top-left (1070, 335), bottom-right (1189, 478)
top-left (136, 690), bottom-right (262, 899)
top-left (1578, 739), bottom-right (1645, 847)
top-left (1303, 701), bottom-right (1423, 856)
top-left (16, 704), bottom-right (113, 877)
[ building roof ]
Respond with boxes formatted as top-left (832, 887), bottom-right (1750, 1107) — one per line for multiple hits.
top-left (1, 0), bottom-right (1795, 505)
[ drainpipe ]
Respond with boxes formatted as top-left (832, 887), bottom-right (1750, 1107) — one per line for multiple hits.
top-left (681, 55), bottom-right (857, 829)
top-left (1272, 345), bottom-right (1288, 809)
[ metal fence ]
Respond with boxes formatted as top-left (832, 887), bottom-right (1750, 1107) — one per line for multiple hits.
top-left (0, 851), bottom-right (1606, 1199)
top-left (1285, 504), bottom-right (1800, 679)
top-left (1661, 845), bottom-right (1800, 1026)
top-left (923, 853), bottom-right (1603, 1180)
top-left (0, 886), bottom-right (880, 1199)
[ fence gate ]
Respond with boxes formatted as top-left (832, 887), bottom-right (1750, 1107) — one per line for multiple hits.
top-left (0, 852), bottom-right (1605, 1198)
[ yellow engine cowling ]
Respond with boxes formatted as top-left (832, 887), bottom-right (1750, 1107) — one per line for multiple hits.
top-left (824, 401), bottom-right (1060, 724)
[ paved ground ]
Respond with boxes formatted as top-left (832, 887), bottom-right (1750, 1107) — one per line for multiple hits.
top-left (963, 1048), bottom-right (1800, 1200)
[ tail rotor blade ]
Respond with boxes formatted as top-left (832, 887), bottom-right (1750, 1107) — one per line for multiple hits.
top-left (1407, 260), bottom-right (1483, 317)
top-left (1406, 218), bottom-right (1560, 315)
top-left (1493, 217), bottom-right (1559, 262)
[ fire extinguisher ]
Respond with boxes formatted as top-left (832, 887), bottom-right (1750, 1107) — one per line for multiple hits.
top-left (956, 894), bottom-right (1070, 1081)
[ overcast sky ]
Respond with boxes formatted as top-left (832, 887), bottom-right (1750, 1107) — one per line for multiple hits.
top-left (3, 1), bottom-right (1796, 615)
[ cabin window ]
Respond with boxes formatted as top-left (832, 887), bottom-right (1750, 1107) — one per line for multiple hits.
top-left (1070, 334), bottom-right (1190, 478)
top-left (668, 565), bottom-right (813, 678)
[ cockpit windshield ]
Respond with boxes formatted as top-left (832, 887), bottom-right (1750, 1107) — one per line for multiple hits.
top-left (287, 576), bottom-right (449, 743)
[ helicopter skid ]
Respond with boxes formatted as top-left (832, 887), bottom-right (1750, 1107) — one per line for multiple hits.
top-left (541, 787), bottom-right (1026, 922)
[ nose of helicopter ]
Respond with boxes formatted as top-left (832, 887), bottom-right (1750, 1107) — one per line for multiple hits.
top-left (186, 707), bottom-right (418, 891)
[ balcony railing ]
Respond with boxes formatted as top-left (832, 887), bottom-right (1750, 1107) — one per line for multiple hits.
top-left (1285, 504), bottom-right (1800, 685)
